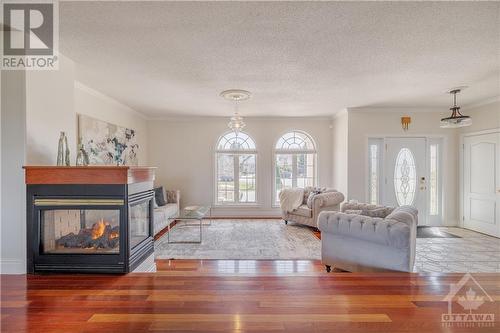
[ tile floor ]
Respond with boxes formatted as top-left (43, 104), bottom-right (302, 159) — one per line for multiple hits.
top-left (415, 227), bottom-right (500, 273)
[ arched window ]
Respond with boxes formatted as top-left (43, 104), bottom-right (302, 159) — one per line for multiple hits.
top-left (274, 131), bottom-right (317, 204)
top-left (215, 132), bottom-right (257, 204)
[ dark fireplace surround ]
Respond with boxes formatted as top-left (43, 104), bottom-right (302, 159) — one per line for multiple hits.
top-left (25, 166), bottom-right (156, 273)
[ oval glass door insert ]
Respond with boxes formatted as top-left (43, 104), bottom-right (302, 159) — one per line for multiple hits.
top-left (394, 148), bottom-right (416, 206)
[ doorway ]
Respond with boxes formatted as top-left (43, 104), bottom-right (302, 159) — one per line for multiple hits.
top-left (368, 137), bottom-right (443, 226)
top-left (463, 131), bottom-right (500, 237)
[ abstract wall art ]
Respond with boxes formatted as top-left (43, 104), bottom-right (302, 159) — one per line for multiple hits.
top-left (77, 114), bottom-right (139, 166)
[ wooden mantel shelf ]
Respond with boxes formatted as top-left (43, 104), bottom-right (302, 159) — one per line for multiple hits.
top-left (23, 166), bottom-right (156, 185)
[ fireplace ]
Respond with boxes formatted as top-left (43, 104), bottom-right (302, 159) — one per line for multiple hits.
top-left (25, 166), bottom-right (156, 273)
top-left (42, 207), bottom-right (121, 254)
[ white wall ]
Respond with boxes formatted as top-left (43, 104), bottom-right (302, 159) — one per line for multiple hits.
top-left (1, 70), bottom-right (27, 274)
top-left (331, 110), bottom-right (348, 196)
top-left (148, 117), bottom-right (333, 217)
top-left (74, 82), bottom-right (149, 164)
top-left (347, 108), bottom-right (460, 226)
top-left (25, 55), bottom-right (149, 166)
top-left (1, 53), bottom-right (148, 274)
top-left (25, 55), bottom-right (76, 165)
top-left (461, 100), bottom-right (500, 133)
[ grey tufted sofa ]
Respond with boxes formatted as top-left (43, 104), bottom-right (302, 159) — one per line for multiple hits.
top-left (318, 203), bottom-right (418, 272)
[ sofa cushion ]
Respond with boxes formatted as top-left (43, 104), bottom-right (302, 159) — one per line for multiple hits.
top-left (153, 203), bottom-right (179, 235)
top-left (293, 204), bottom-right (312, 218)
top-left (386, 206), bottom-right (418, 226)
top-left (154, 186), bottom-right (167, 206)
top-left (360, 207), bottom-right (392, 218)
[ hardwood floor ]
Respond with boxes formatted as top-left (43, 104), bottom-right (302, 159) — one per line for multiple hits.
top-left (1, 260), bottom-right (499, 332)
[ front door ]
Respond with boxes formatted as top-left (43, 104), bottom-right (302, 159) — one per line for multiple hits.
top-left (384, 138), bottom-right (427, 225)
top-left (463, 132), bottom-right (500, 237)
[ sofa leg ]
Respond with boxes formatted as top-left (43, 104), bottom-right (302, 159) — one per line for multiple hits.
top-left (284, 220), bottom-right (288, 225)
top-left (325, 265), bottom-right (331, 273)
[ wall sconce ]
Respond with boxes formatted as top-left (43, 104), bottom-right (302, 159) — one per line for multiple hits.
top-left (401, 116), bottom-right (411, 131)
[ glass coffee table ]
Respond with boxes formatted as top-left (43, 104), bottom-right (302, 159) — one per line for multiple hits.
top-left (167, 206), bottom-right (211, 244)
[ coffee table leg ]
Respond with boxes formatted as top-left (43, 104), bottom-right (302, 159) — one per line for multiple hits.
top-left (167, 218), bottom-right (171, 243)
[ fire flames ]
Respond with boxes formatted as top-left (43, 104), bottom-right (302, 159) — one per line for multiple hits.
top-left (91, 219), bottom-right (108, 240)
top-left (56, 218), bottom-right (120, 250)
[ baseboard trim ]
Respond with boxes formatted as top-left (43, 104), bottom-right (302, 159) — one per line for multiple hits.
top-left (0, 258), bottom-right (26, 274)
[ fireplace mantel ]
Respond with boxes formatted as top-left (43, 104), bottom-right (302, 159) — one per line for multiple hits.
top-left (23, 166), bottom-right (156, 185)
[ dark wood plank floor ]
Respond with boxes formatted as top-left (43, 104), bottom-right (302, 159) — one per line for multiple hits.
top-left (1, 260), bottom-right (499, 332)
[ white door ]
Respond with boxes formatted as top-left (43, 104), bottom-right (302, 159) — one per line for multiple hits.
top-left (463, 132), bottom-right (500, 237)
top-left (384, 138), bottom-right (427, 224)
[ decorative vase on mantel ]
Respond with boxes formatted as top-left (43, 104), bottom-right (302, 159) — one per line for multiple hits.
top-left (56, 131), bottom-right (70, 166)
top-left (76, 143), bottom-right (90, 166)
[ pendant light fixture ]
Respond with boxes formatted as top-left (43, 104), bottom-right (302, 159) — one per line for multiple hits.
top-left (440, 88), bottom-right (472, 128)
top-left (220, 89), bottom-right (251, 134)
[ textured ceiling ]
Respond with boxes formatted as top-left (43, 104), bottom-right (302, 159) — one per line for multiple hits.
top-left (60, 1), bottom-right (500, 117)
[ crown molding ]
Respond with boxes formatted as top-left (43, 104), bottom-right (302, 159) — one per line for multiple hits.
top-left (347, 106), bottom-right (444, 113)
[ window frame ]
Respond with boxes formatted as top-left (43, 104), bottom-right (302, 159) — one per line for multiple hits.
top-left (273, 130), bottom-right (318, 206)
top-left (214, 131), bottom-right (258, 206)
top-left (427, 138), bottom-right (443, 225)
top-left (367, 138), bottom-right (384, 205)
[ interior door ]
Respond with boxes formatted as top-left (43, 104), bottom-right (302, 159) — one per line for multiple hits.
top-left (384, 138), bottom-right (427, 225)
top-left (463, 132), bottom-right (500, 237)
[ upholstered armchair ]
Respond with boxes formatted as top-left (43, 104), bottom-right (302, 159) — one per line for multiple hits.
top-left (282, 188), bottom-right (344, 228)
top-left (318, 203), bottom-right (418, 272)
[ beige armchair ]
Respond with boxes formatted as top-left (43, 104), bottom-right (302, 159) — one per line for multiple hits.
top-left (282, 188), bottom-right (344, 228)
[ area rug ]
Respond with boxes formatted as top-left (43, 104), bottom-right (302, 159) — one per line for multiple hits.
top-left (417, 226), bottom-right (461, 238)
top-left (154, 219), bottom-right (321, 260)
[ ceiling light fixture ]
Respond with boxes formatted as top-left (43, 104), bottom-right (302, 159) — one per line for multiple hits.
top-left (440, 87), bottom-right (472, 128)
top-left (220, 89), bottom-right (251, 134)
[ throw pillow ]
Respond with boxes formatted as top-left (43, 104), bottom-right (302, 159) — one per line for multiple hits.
top-left (306, 192), bottom-right (316, 208)
top-left (344, 209), bottom-right (363, 215)
top-left (154, 186), bottom-right (167, 206)
top-left (360, 207), bottom-right (389, 218)
top-left (306, 190), bottom-right (323, 208)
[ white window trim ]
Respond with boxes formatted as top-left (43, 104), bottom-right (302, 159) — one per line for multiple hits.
top-left (213, 132), bottom-right (258, 206)
top-left (427, 138), bottom-right (443, 225)
top-left (367, 138), bottom-right (384, 205)
top-left (272, 131), bottom-right (318, 206)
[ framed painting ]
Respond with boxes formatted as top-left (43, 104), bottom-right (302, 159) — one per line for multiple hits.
top-left (78, 114), bottom-right (139, 166)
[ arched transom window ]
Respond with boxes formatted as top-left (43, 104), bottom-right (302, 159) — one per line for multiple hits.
top-left (216, 132), bottom-right (257, 204)
top-left (274, 131), bottom-right (317, 204)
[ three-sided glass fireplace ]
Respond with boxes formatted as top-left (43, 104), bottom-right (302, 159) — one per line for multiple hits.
top-left (28, 188), bottom-right (154, 273)
top-left (25, 166), bottom-right (157, 274)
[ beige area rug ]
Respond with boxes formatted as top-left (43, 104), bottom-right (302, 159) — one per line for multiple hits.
top-left (154, 219), bottom-right (321, 260)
